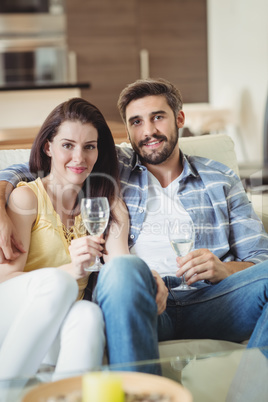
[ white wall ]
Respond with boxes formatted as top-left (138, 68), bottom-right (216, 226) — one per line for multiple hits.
top-left (207, 0), bottom-right (268, 164)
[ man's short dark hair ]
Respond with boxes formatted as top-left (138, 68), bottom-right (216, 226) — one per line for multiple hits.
top-left (117, 78), bottom-right (183, 123)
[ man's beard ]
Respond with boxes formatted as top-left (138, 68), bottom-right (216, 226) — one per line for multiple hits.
top-left (129, 126), bottom-right (179, 166)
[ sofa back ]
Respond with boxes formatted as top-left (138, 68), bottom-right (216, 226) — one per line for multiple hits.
top-left (179, 134), bottom-right (239, 175)
top-left (0, 134), bottom-right (239, 175)
top-left (0, 148), bottom-right (31, 170)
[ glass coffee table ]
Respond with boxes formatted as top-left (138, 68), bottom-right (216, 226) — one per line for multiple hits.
top-left (1, 347), bottom-right (267, 402)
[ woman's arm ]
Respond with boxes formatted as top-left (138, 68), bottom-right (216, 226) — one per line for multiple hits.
top-left (1, 183), bottom-right (102, 282)
top-left (103, 198), bottom-right (130, 262)
top-left (0, 186), bottom-right (37, 283)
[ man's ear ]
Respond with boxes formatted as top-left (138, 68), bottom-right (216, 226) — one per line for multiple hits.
top-left (176, 110), bottom-right (185, 128)
top-left (43, 141), bottom-right (52, 157)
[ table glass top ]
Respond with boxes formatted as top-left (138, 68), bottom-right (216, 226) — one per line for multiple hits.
top-left (1, 346), bottom-right (267, 402)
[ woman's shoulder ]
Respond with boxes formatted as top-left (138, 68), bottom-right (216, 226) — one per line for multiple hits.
top-left (17, 177), bottom-right (41, 193)
top-left (10, 182), bottom-right (38, 212)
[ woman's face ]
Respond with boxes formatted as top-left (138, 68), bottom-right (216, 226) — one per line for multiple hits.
top-left (45, 120), bottom-right (98, 187)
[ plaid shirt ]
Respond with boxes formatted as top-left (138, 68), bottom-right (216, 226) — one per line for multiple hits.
top-left (116, 146), bottom-right (268, 264)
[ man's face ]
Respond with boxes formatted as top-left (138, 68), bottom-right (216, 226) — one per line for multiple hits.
top-left (125, 95), bottom-right (184, 165)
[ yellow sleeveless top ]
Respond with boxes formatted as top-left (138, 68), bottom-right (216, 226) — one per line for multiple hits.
top-left (17, 178), bottom-right (89, 300)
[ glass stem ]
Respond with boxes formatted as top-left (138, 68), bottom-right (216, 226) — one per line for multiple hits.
top-left (95, 256), bottom-right (101, 265)
top-left (181, 274), bottom-right (187, 285)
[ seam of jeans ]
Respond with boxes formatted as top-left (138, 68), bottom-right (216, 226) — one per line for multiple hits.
top-left (166, 275), bottom-right (268, 306)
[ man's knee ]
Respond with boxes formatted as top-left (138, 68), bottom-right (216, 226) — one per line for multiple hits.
top-left (97, 255), bottom-right (156, 304)
top-left (99, 255), bottom-right (152, 285)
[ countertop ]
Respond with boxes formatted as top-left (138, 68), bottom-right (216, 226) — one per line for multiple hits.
top-left (0, 82), bottom-right (90, 91)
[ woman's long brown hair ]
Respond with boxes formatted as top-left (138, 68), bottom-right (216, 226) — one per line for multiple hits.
top-left (29, 98), bottom-right (120, 223)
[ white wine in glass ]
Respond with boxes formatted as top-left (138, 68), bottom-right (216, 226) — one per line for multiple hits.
top-left (80, 197), bottom-right (110, 271)
top-left (168, 220), bottom-right (196, 291)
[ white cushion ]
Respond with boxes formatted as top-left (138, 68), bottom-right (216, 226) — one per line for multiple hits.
top-left (179, 134), bottom-right (239, 176)
top-left (0, 148), bottom-right (31, 170)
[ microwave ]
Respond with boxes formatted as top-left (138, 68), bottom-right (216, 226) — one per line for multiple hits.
top-left (0, 43), bottom-right (69, 86)
top-left (0, 0), bottom-right (65, 15)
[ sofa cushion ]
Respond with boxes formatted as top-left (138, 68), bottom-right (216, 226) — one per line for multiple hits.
top-left (0, 148), bottom-right (31, 170)
top-left (178, 134), bottom-right (239, 176)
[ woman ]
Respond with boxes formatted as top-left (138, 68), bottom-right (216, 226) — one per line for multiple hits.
top-left (0, 98), bottom-right (129, 380)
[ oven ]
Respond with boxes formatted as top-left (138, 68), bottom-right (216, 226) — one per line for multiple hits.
top-left (0, 0), bottom-right (64, 15)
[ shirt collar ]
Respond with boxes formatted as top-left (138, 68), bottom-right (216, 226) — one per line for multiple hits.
top-left (180, 150), bottom-right (199, 179)
top-left (132, 152), bottom-right (145, 171)
top-left (131, 149), bottom-right (199, 178)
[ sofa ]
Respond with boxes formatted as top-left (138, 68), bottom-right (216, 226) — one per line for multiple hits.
top-left (0, 133), bottom-right (267, 361)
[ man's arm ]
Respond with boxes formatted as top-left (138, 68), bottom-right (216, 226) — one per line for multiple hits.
top-left (0, 162), bottom-right (33, 263)
top-left (0, 181), bottom-right (26, 263)
top-left (178, 177), bottom-right (268, 284)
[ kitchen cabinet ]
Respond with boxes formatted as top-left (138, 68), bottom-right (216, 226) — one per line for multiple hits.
top-left (66, 0), bottom-right (208, 121)
top-left (138, 0), bottom-right (208, 104)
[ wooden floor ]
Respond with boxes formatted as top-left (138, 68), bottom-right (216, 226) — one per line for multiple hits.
top-left (0, 121), bottom-right (128, 150)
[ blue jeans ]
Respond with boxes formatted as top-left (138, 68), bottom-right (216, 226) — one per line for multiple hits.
top-left (96, 256), bottom-right (268, 367)
top-left (158, 261), bottom-right (268, 348)
top-left (96, 255), bottom-right (159, 367)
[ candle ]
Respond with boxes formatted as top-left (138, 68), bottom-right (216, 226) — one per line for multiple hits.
top-left (82, 372), bottom-right (125, 402)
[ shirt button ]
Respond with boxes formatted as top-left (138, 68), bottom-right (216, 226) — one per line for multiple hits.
top-left (139, 207), bottom-right (144, 213)
top-left (130, 234), bottom-right (135, 239)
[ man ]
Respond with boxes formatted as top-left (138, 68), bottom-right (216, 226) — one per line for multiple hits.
top-left (1, 78), bottom-right (268, 360)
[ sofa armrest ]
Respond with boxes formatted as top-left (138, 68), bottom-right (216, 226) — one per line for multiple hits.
top-left (248, 192), bottom-right (268, 232)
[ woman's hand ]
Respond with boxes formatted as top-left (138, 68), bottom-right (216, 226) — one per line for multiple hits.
top-left (68, 235), bottom-right (105, 279)
top-left (151, 270), bottom-right (168, 315)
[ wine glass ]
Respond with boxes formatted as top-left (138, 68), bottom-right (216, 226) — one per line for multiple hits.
top-left (168, 219), bottom-right (196, 291)
top-left (80, 197), bottom-right (110, 271)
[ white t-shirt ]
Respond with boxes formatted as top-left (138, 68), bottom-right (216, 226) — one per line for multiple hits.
top-left (130, 172), bottom-right (192, 277)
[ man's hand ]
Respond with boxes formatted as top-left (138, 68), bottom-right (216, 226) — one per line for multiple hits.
top-left (0, 209), bottom-right (26, 263)
top-left (176, 248), bottom-right (254, 285)
top-left (151, 270), bottom-right (168, 315)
